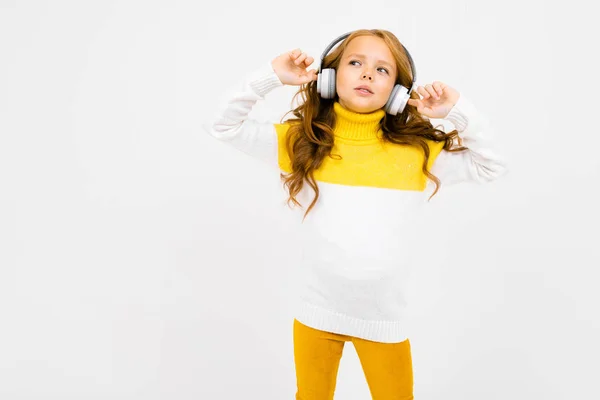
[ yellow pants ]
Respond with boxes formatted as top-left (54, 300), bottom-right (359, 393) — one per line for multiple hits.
top-left (294, 319), bottom-right (414, 400)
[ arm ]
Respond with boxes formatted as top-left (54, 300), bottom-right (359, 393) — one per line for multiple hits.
top-left (430, 95), bottom-right (508, 186)
top-left (201, 61), bottom-right (284, 167)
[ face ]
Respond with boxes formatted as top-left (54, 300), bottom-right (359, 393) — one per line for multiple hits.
top-left (336, 35), bottom-right (397, 114)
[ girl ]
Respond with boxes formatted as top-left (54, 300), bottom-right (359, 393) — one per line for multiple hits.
top-left (204, 29), bottom-right (507, 400)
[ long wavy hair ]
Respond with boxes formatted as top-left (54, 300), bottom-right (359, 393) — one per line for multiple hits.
top-left (280, 29), bottom-right (467, 219)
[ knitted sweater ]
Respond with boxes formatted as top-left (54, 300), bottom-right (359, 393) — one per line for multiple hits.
top-left (203, 61), bottom-right (507, 343)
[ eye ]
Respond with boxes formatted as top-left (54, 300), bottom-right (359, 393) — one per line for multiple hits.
top-left (349, 60), bottom-right (389, 74)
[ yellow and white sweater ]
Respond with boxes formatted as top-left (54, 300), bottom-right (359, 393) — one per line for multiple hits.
top-left (203, 62), bottom-right (508, 343)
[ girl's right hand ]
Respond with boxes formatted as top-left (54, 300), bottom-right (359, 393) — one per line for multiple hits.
top-left (271, 49), bottom-right (318, 86)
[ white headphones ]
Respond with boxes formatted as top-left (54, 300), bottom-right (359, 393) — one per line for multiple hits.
top-left (316, 32), bottom-right (417, 115)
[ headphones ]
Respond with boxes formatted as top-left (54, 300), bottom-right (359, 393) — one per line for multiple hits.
top-left (316, 32), bottom-right (417, 115)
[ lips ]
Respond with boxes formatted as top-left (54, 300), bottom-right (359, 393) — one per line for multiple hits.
top-left (355, 85), bottom-right (373, 94)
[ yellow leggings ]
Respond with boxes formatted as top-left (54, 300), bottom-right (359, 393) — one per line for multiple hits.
top-left (294, 319), bottom-right (414, 400)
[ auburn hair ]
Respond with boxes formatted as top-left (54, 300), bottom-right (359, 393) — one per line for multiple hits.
top-left (279, 29), bottom-right (467, 220)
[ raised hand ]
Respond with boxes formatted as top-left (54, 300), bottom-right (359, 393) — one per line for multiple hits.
top-left (271, 48), bottom-right (318, 86)
top-left (407, 82), bottom-right (460, 119)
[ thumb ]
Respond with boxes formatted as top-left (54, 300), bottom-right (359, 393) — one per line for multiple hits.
top-left (407, 98), bottom-right (419, 108)
top-left (302, 69), bottom-right (317, 84)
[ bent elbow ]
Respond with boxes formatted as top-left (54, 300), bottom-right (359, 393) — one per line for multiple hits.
top-left (202, 120), bottom-right (241, 141)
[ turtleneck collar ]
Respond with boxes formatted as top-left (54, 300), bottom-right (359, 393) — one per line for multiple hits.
top-left (332, 102), bottom-right (385, 142)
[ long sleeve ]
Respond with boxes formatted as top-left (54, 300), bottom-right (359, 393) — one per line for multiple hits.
top-left (430, 95), bottom-right (508, 186)
top-left (201, 61), bottom-right (284, 167)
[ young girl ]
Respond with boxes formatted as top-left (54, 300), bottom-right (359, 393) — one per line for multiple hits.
top-left (204, 29), bottom-right (507, 400)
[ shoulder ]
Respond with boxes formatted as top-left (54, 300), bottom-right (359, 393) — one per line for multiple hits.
top-left (424, 137), bottom-right (445, 154)
top-left (423, 137), bottom-right (446, 169)
top-left (273, 121), bottom-right (300, 173)
top-left (274, 120), bottom-right (303, 144)
top-left (274, 119), bottom-right (301, 133)
top-left (273, 121), bottom-right (293, 137)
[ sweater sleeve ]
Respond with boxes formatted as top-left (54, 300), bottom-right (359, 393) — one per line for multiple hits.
top-left (201, 61), bottom-right (284, 168)
top-left (429, 94), bottom-right (508, 186)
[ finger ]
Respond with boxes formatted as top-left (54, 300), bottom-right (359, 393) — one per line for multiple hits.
top-left (417, 86), bottom-right (430, 99)
top-left (432, 82), bottom-right (443, 97)
top-left (424, 84), bottom-right (437, 99)
top-left (407, 98), bottom-right (421, 108)
top-left (298, 70), bottom-right (315, 84)
top-left (300, 54), bottom-right (314, 69)
top-left (304, 69), bottom-right (318, 82)
top-left (295, 52), bottom-right (307, 66)
top-left (289, 48), bottom-right (302, 59)
top-left (425, 84), bottom-right (439, 99)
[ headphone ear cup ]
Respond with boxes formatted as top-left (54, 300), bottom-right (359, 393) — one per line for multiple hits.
top-left (317, 68), bottom-right (336, 99)
top-left (384, 84), bottom-right (411, 115)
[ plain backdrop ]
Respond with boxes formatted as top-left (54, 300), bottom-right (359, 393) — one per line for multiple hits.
top-left (1, 0), bottom-right (598, 399)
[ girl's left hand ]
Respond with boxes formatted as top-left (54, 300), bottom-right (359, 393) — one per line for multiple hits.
top-left (406, 82), bottom-right (460, 119)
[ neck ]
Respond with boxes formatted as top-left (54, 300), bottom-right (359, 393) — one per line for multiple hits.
top-left (333, 102), bottom-right (385, 142)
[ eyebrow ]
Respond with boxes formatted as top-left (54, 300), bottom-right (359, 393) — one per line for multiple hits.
top-left (345, 53), bottom-right (394, 69)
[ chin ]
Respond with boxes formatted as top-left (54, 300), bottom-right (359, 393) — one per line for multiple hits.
top-left (340, 95), bottom-right (384, 114)
top-left (349, 102), bottom-right (382, 114)
top-left (354, 106), bottom-right (376, 114)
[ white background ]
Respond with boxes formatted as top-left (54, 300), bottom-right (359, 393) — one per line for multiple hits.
top-left (1, 0), bottom-right (598, 399)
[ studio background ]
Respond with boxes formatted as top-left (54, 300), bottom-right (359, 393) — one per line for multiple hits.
top-left (1, 1), bottom-right (597, 399)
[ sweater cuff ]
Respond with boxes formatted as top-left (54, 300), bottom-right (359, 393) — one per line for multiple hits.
top-left (444, 94), bottom-right (471, 132)
top-left (248, 61), bottom-right (284, 97)
top-left (444, 94), bottom-right (495, 143)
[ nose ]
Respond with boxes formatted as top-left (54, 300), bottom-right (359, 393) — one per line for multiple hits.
top-left (361, 70), bottom-right (373, 81)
